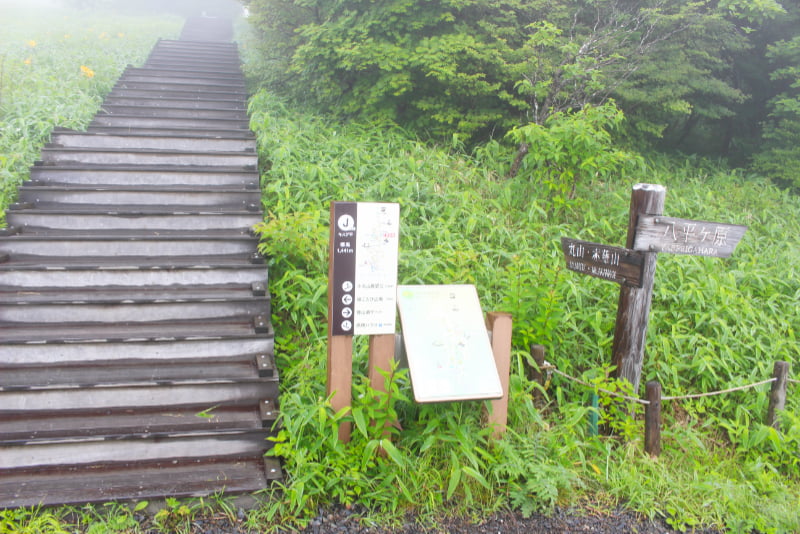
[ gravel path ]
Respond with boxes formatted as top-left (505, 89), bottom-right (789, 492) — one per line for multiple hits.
top-left (133, 505), bottom-right (724, 534)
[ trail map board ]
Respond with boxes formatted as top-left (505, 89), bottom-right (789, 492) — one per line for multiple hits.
top-left (397, 285), bottom-right (503, 403)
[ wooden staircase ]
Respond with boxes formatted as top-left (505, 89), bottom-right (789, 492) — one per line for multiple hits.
top-left (0, 17), bottom-right (281, 508)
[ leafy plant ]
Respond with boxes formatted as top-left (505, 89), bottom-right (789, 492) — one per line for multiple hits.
top-left (0, 507), bottom-right (69, 534)
top-left (152, 498), bottom-right (196, 534)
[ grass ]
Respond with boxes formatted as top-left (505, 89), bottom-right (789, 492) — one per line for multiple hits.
top-left (245, 92), bottom-right (800, 532)
top-left (0, 0), bottom-right (182, 226)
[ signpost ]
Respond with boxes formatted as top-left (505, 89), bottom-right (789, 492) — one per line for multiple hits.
top-left (561, 238), bottom-right (646, 288)
top-left (561, 183), bottom-right (747, 393)
top-left (327, 203), bottom-right (514, 441)
top-left (328, 201), bottom-right (400, 441)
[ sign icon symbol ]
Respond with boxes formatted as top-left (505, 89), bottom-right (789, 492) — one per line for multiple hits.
top-left (342, 294), bottom-right (353, 305)
top-left (341, 320), bottom-right (352, 331)
top-left (342, 281), bottom-right (353, 292)
top-left (337, 214), bottom-right (355, 232)
top-left (341, 307), bottom-right (353, 318)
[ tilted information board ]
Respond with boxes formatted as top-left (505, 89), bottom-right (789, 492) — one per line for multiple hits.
top-left (397, 285), bottom-right (503, 403)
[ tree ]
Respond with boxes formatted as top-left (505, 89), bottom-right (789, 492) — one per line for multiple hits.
top-left (244, 0), bottom-right (528, 139)
top-left (752, 34), bottom-right (800, 189)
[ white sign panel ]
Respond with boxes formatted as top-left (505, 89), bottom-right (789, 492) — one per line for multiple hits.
top-left (354, 203), bottom-right (400, 335)
top-left (397, 285), bottom-right (503, 403)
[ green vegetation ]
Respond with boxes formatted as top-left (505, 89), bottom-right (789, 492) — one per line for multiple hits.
top-left (0, 0), bottom-right (182, 226)
top-left (245, 93), bottom-right (799, 532)
top-left (243, 0), bottom-right (800, 189)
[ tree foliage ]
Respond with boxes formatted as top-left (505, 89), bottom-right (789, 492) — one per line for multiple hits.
top-left (243, 0), bottom-right (800, 188)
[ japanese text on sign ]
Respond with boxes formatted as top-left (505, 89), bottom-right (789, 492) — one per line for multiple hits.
top-left (633, 216), bottom-right (747, 258)
top-left (561, 237), bottom-right (645, 287)
top-left (330, 202), bottom-right (400, 336)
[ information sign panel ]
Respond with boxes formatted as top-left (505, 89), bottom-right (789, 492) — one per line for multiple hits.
top-left (330, 202), bottom-right (400, 336)
top-left (633, 216), bottom-right (747, 258)
top-left (397, 285), bottom-right (503, 403)
top-left (561, 237), bottom-right (645, 287)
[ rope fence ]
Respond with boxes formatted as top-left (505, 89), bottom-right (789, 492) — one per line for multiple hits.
top-left (534, 351), bottom-right (794, 457)
top-left (541, 362), bottom-right (781, 404)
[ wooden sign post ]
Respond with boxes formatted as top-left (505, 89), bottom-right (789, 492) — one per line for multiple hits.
top-left (562, 183), bottom-right (747, 394)
top-left (328, 202), bottom-right (400, 442)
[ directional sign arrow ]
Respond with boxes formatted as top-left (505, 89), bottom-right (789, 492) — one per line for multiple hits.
top-left (633, 216), bottom-right (747, 258)
top-left (561, 237), bottom-right (646, 288)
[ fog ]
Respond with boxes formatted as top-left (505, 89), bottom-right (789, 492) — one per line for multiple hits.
top-left (1, 0), bottom-right (244, 17)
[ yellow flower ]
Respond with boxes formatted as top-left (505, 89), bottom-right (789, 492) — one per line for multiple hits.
top-left (24, 58), bottom-right (32, 65)
top-left (26, 40), bottom-right (37, 48)
top-left (117, 32), bottom-right (125, 38)
top-left (99, 32), bottom-right (109, 39)
top-left (80, 65), bottom-right (95, 78)
top-left (64, 34), bottom-right (72, 39)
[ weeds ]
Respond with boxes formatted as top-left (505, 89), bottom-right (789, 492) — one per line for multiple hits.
top-left (246, 90), bottom-right (800, 531)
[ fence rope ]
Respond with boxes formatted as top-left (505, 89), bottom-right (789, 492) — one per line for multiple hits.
top-left (540, 362), bottom-right (785, 404)
top-left (788, 378), bottom-right (799, 385)
top-left (542, 363), bottom-right (650, 405)
top-left (661, 378), bottom-right (776, 401)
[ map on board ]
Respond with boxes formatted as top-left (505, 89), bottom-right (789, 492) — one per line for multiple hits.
top-left (397, 285), bottom-right (503, 403)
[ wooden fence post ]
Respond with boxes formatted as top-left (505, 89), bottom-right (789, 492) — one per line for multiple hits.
top-left (612, 184), bottom-right (666, 394)
top-left (766, 361), bottom-right (790, 430)
top-left (644, 380), bottom-right (662, 457)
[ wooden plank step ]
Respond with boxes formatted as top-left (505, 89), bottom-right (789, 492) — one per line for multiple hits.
top-left (127, 65), bottom-right (243, 78)
top-left (108, 86), bottom-right (248, 101)
top-left (90, 113), bottom-right (250, 130)
top-left (0, 295), bottom-right (270, 324)
top-left (0, 237), bottom-right (257, 257)
top-left (0, 283), bottom-right (265, 303)
top-left (39, 147), bottom-right (256, 167)
top-left (0, 359), bottom-right (277, 392)
top-left (158, 38), bottom-right (239, 52)
top-left (6, 209), bottom-right (262, 231)
top-left (0, 401), bottom-right (278, 442)
top-left (112, 80), bottom-right (247, 96)
top-left (0, 315), bottom-right (269, 343)
top-left (49, 129), bottom-right (254, 151)
top-left (0, 336), bottom-right (274, 366)
top-left (1, 353), bottom-right (277, 390)
top-left (0, 382), bottom-right (278, 415)
top-left (0, 456), bottom-right (282, 509)
top-left (99, 104), bottom-right (248, 120)
top-left (119, 72), bottom-right (246, 88)
top-left (102, 96), bottom-right (246, 111)
top-left (144, 59), bottom-right (241, 72)
top-left (29, 165), bottom-right (259, 187)
top-left (18, 186), bottom-right (260, 208)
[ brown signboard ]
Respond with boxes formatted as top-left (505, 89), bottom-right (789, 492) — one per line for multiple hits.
top-left (633, 216), bottom-right (747, 258)
top-left (561, 237), bottom-right (646, 288)
top-left (329, 202), bottom-right (400, 336)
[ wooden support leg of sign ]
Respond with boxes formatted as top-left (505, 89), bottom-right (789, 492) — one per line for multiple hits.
top-left (368, 334), bottom-right (396, 391)
top-left (485, 312), bottom-right (513, 439)
top-left (368, 333), bottom-right (398, 441)
top-left (612, 184), bottom-right (666, 394)
top-left (327, 334), bottom-right (353, 443)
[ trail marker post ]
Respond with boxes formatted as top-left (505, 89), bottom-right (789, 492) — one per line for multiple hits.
top-left (328, 201), bottom-right (400, 442)
top-left (561, 183), bottom-right (748, 395)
